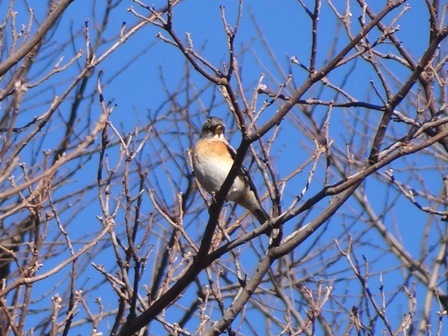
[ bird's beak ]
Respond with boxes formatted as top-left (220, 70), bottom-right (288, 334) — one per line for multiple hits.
top-left (215, 125), bottom-right (224, 136)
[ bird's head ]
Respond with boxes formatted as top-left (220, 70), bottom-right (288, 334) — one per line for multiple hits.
top-left (200, 116), bottom-right (226, 139)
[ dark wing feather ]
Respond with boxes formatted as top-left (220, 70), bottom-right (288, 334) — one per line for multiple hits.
top-left (226, 142), bottom-right (280, 241)
top-left (225, 142), bottom-right (262, 200)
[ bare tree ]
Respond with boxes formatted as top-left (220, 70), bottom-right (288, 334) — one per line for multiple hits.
top-left (0, 0), bottom-right (447, 335)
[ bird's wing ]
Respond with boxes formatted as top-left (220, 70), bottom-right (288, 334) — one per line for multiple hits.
top-left (225, 141), bottom-right (262, 200)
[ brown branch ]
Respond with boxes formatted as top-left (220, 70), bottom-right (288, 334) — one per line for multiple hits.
top-left (250, 0), bottom-right (408, 143)
top-left (0, 0), bottom-right (75, 77)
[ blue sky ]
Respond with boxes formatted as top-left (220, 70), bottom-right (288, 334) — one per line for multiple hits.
top-left (1, 0), bottom-right (446, 334)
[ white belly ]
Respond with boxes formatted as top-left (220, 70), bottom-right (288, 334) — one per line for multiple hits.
top-left (193, 149), bottom-right (246, 202)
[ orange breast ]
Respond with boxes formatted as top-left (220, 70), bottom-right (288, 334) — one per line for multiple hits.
top-left (195, 139), bottom-right (232, 160)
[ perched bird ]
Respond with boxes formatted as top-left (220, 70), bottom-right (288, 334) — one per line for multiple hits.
top-left (192, 116), bottom-right (270, 226)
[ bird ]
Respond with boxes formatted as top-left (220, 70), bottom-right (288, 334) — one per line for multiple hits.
top-left (192, 116), bottom-right (271, 228)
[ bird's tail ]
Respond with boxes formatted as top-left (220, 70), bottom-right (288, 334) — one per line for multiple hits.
top-left (254, 208), bottom-right (269, 225)
top-left (254, 209), bottom-right (281, 245)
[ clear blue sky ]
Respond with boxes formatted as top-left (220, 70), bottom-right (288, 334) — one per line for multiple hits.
top-left (2, 0), bottom-right (444, 334)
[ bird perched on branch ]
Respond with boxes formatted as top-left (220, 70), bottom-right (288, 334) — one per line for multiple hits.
top-left (192, 116), bottom-right (271, 229)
